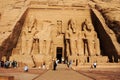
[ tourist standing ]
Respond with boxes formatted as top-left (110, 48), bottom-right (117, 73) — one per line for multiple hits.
top-left (12, 60), bottom-right (17, 68)
top-left (67, 60), bottom-right (72, 68)
top-left (93, 62), bottom-right (97, 68)
top-left (42, 62), bottom-right (46, 69)
top-left (56, 59), bottom-right (59, 65)
top-left (1, 61), bottom-right (4, 68)
top-left (24, 65), bottom-right (28, 72)
top-left (4, 60), bottom-right (10, 68)
top-left (53, 60), bottom-right (57, 70)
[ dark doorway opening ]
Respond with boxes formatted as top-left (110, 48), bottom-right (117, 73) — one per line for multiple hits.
top-left (56, 47), bottom-right (62, 63)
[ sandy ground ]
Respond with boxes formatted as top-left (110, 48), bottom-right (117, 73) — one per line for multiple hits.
top-left (76, 68), bottom-right (120, 80)
top-left (0, 64), bottom-right (120, 80)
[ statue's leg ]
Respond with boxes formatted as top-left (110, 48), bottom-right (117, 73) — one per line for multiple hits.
top-left (21, 38), bottom-right (26, 55)
top-left (32, 39), bottom-right (39, 54)
top-left (39, 40), bottom-right (42, 54)
top-left (70, 39), bottom-right (77, 56)
top-left (88, 39), bottom-right (95, 56)
top-left (85, 42), bottom-right (88, 56)
top-left (66, 39), bottom-right (70, 56)
top-left (77, 39), bottom-right (84, 56)
top-left (27, 38), bottom-right (33, 54)
top-left (45, 40), bottom-right (51, 55)
top-left (43, 40), bottom-right (46, 54)
top-left (52, 44), bottom-right (56, 58)
top-left (39, 40), bottom-right (44, 54)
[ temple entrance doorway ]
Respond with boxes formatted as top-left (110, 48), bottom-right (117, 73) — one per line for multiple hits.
top-left (56, 47), bottom-right (63, 63)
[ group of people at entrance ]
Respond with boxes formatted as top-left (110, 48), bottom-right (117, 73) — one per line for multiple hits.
top-left (52, 58), bottom-right (97, 70)
top-left (53, 59), bottom-right (73, 70)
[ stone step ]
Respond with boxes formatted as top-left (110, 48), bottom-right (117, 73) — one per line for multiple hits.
top-left (57, 64), bottom-right (68, 69)
top-left (55, 63), bottom-right (120, 69)
top-left (72, 63), bottom-right (120, 69)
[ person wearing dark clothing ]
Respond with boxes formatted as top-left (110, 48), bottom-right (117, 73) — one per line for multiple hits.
top-left (4, 61), bottom-right (10, 68)
top-left (12, 60), bottom-right (17, 68)
top-left (0, 61), bottom-right (4, 67)
top-left (53, 60), bottom-right (57, 70)
top-left (67, 60), bottom-right (72, 68)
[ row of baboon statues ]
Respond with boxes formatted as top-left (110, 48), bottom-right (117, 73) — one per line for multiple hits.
top-left (20, 16), bottom-right (101, 57)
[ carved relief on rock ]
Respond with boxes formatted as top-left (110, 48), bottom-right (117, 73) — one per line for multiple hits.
top-left (56, 20), bottom-right (63, 36)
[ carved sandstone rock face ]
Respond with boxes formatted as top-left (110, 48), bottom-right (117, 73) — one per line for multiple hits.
top-left (0, 0), bottom-right (120, 67)
top-left (92, 0), bottom-right (120, 58)
top-left (94, 0), bottom-right (120, 44)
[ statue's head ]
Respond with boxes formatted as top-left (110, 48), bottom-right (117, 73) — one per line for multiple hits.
top-left (68, 18), bottom-right (76, 33)
top-left (57, 20), bottom-right (62, 26)
top-left (27, 16), bottom-right (37, 33)
top-left (83, 19), bottom-right (93, 32)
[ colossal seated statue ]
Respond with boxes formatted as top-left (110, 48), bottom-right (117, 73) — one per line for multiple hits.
top-left (34, 20), bottom-right (53, 55)
top-left (21, 16), bottom-right (37, 55)
top-left (65, 18), bottom-right (78, 56)
top-left (81, 19), bottom-right (101, 56)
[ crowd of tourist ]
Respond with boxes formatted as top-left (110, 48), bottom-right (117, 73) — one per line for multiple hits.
top-left (0, 60), bottom-right (17, 68)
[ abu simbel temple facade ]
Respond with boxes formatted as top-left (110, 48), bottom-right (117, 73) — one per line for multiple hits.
top-left (0, 0), bottom-right (120, 68)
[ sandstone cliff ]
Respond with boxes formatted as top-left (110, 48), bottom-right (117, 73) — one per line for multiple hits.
top-left (91, 0), bottom-right (120, 58)
top-left (0, 0), bottom-right (120, 63)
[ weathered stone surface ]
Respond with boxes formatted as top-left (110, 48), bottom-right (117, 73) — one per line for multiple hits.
top-left (0, 76), bottom-right (14, 80)
top-left (89, 0), bottom-right (120, 62)
top-left (0, 0), bottom-right (120, 68)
